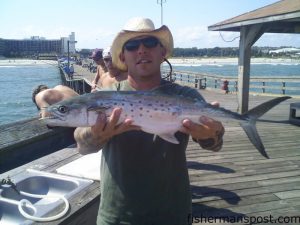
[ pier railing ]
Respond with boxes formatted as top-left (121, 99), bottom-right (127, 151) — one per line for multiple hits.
top-left (59, 66), bottom-right (91, 94)
top-left (164, 70), bottom-right (300, 97)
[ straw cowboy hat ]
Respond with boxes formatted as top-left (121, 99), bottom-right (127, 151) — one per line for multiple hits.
top-left (111, 17), bottom-right (174, 71)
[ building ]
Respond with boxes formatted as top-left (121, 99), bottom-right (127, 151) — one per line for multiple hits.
top-left (0, 32), bottom-right (76, 58)
top-left (61, 32), bottom-right (76, 55)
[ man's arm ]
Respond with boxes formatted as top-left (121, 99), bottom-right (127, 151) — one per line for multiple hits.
top-left (91, 69), bottom-right (100, 91)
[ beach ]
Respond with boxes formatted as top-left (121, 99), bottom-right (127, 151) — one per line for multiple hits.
top-left (168, 57), bottom-right (300, 65)
top-left (0, 58), bottom-right (299, 67)
top-left (0, 59), bottom-right (57, 66)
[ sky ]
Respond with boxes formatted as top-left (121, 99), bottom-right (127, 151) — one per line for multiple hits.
top-left (1, 0), bottom-right (300, 49)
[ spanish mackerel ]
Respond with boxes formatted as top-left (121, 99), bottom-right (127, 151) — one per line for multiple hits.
top-left (43, 89), bottom-right (291, 158)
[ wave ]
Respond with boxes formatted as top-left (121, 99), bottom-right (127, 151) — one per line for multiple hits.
top-left (0, 65), bottom-right (17, 68)
top-left (251, 62), bottom-right (300, 66)
top-left (170, 63), bottom-right (202, 67)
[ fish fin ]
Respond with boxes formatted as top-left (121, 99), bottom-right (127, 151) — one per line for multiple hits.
top-left (244, 96), bottom-right (291, 119)
top-left (157, 133), bottom-right (179, 144)
top-left (241, 96), bottom-right (291, 159)
top-left (87, 105), bottom-right (111, 113)
top-left (240, 121), bottom-right (269, 159)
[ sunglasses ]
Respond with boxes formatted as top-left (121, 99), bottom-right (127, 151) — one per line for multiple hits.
top-left (103, 58), bottom-right (112, 62)
top-left (124, 37), bottom-right (160, 51)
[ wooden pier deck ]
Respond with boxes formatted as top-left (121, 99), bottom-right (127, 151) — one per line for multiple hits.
top-left (70, 64), bottom-right (300, 224)
top-left (188, 92), bottom-right (300, 224)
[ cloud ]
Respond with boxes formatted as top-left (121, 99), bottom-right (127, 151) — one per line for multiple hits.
top-left (75, 27), bottom-right (117, 49)
top-left (173, 26), bottom-right (240, 48)
top-left (173, 26), bottom-right (300, 48)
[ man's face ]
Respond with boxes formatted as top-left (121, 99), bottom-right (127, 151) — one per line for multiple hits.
top-left (104, 57), bottom-right (113, 70)
top-left (120, 35), bottom-right (166, 78)
top-left (93, 57), bottom-right (104, 65)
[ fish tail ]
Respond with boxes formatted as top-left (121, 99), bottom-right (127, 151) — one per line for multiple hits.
top-left (240, 96), bottom-right (291, 159)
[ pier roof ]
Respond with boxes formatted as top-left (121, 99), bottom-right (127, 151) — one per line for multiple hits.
top-left (208, 0), bottom-right (300, 33)
top-left (208, 0), bottom-right (300, 114)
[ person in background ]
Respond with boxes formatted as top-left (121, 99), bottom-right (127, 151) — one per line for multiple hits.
top-left (100, 46), bottom-right (128, 88)
top-left (74, 17), bottom-right (224, 225)
top-left (69, 63), bottom-right (74, 79)
top-left (32, 84), bottom-right (78, 118)
top-left (90, 49), bottom-right (107, 92)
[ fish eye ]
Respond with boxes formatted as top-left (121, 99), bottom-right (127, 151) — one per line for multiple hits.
top-left (58, 105), bottom-right (68, 114)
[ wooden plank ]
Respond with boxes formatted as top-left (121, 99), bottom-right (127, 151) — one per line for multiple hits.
top-left (274, 190), bottom-right (300, 199)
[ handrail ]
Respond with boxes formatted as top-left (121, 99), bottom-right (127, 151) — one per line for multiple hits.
top-left (58, 65), bottom-right (91, 94)
top-left (163, 69), bottom-right (300, 97)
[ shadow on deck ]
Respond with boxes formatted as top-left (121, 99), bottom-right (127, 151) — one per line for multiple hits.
top-left (188, 91), bottom-right (300, 224)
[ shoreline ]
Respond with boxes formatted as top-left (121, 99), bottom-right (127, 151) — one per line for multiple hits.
top-left (0, 59), bottom-right (57, 66)
top-left (1, 57), bottom-right (300, 66)
top-left (168, 57), bottom-right (300, 65)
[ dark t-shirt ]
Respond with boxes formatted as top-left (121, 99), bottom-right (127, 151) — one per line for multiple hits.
top-left (97, 80), bottom-right (205, 225)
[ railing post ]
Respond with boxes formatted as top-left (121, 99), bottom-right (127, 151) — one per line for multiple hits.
top-left (235, 81), bottom-right (238, 92)
top-left (195, 78), bottom-right (198, 88)
top-left (262, 81), bottom-right (265, 93)
top-left (282, 82), bottom-right (286, 95)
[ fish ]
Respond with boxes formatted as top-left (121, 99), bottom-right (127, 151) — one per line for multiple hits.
top-left (43, 88), bottom-right (291, 159)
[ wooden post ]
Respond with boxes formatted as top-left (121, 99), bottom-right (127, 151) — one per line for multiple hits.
top-left (237, 25), bottom-right (265, 114)
top-left (282, 82), bottom-right (286, 95)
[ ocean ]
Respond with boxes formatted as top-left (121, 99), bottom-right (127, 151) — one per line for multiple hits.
top-left (0, 60), bottom-right (61, 126)
top-left (0, 59), bottom-right (299, 126)
top-left (170, 62), bottom-right (300, 77)
top-left (170, 62), bottom-right (300, 95)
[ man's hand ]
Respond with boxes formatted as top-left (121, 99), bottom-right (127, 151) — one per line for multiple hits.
top-left (180, 116), bottom-right (224, 151)
top-left (74, 108), bottom-right (140, 154)
top-left (91, 83), bottom-right (98, 92)
top-left (179, 101), bottom-right (224, 151)
top-left (91, 108), bottom-right (141, 141)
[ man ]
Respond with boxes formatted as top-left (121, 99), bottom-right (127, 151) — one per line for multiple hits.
top-left (100, 46), bottom-right (127, 88)
top-left (90, 49), bottom-right (108, 92)
top-left (74, 17), bottom-right (224, 225)
top-left (69, 63), bottom-right (74, 79)
top-left (32, 84), bottom-right (78, 118)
